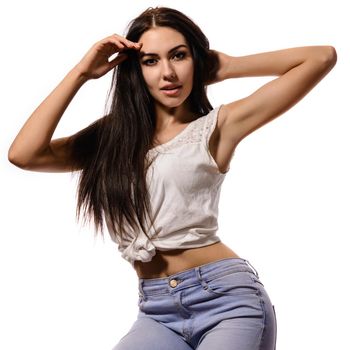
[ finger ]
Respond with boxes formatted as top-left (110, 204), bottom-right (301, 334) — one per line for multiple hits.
top-left (98, 38), bottom-right (124, 52)
top-left (105, 35), bottom-right (140, 53)
top-left (117, 36), bottom-right (141, 50)
top-left (110, 39), bottom-right (137, 53)
top-left (133, 42), bottom-right (142, 50)
top-left (111, 40), bottom-right (125, 50)
top-left (122, 40), bottom-right (141, 50)
top-left (111, 33), bottom-right (142, 50)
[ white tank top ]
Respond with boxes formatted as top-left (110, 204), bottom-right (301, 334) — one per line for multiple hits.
top-left (105, 105), bottom-right (232, 267)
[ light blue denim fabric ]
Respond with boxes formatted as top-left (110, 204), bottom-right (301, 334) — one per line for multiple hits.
top-left (113, 257), bottom-right (277, 350)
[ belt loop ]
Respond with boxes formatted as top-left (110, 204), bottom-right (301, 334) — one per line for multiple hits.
top-left (138, 279), bottom-right (146, 300)
top-left (195, 266), bottom-right (202, 281)
top-left (195, 266), bottom-right (210, 290)
top-left (244, 259), bottom-right (260, 278)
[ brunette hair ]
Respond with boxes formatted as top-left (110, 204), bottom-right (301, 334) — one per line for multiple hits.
top-left (68, 6), bottom-right (219, 242)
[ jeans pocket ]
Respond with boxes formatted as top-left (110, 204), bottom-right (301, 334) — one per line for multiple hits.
top-left (202, 270), bottom-right (259, 297)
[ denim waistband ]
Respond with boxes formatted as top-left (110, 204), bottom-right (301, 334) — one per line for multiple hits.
top-left (138, 257), bottom-right (260, 297)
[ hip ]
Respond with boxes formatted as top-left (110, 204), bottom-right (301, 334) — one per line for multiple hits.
top-left (136, 257), bottom-right (277, 349)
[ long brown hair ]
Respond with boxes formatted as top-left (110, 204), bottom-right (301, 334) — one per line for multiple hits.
top-left (68, 7), bottom-right (219, 242)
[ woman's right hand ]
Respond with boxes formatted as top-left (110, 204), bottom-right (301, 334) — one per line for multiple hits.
top-left (74, 34), bottom-right (143, 80)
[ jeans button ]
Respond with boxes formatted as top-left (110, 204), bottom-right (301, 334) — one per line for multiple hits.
top-left (169, 279), bottom-right (178, 288)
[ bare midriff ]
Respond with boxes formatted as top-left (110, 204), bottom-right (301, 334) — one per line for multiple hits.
top-left (133, 241), bottom-right (241, 279)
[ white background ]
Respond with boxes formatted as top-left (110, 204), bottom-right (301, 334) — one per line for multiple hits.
top-left (1, 1), bottom-right (348, 349)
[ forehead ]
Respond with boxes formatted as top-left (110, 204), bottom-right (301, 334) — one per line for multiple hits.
top-left (139, 27), bottom-right (188, 52)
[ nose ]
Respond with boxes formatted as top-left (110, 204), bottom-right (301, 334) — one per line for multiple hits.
top-left (161, 59), bottom-right (176, 80)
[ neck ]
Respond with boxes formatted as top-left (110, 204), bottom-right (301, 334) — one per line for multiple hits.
top-left (154, 100), bottom-right (194, 130)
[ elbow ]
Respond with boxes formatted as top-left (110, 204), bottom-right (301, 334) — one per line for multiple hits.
top-left (309, 46), bottom-right (337, 74)
top-left (8, 153), bottom-right (25, 169)
top-left (321, 46), bottom-right (337, 66)
top-left (8, 148), bottom-right (31, 170)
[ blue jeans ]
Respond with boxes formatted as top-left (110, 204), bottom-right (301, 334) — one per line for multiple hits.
top-left (113, 258), bottom-right (277, 350)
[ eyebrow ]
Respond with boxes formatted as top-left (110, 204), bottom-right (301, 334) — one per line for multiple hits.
top-left (139, 44), bottom-right (188, 59)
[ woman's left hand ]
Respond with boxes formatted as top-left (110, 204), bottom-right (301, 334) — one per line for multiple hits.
top-left (206, 50), bottom-right (233, 85)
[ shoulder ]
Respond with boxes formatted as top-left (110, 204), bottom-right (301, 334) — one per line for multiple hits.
top-left (205, 104), bottom-right (228, 138)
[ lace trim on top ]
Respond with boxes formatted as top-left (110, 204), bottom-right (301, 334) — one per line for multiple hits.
top-left (147, 108), bottom-right (215, 157)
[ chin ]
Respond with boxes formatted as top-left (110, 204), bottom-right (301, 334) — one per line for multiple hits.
top-left (164, 100), bottom-right (185, 108)
top-left (157, 95), bottom-right (191, 109)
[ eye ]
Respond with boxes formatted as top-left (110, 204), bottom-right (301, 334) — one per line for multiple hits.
top-left (173, 51), bottom-right (186, 60)
top-left (142, 58), bottom-right (157, 66)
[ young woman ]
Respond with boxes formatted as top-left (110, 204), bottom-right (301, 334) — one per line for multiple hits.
top-left (8, 6), bottom-right (336, 350)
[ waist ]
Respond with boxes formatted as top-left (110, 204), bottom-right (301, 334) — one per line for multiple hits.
top-left (137, 257), bottom-right (258, 297)
top-left (133, 241), bottom-right (240, 279)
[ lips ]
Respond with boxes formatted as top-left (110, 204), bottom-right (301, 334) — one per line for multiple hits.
top-left (161, 86), bottom-right (182, 96)
top-left (160, 84), bottom-right (182, 90)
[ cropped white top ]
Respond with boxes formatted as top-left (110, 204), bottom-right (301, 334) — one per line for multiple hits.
top-left (105, 105), bottom-right (232, 267)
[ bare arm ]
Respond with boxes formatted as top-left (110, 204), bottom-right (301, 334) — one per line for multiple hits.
top-left (8, 34), bottom-right (142, 172)
top-left (208, 46), bottom-right (337, 147)
top-left (210, 45), bottom-right (336, 81)
top-left (8, 67), bottom-right (88, 172)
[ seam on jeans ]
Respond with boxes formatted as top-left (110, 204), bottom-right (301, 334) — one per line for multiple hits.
top-left (180, 287), bottom-right (196, 342)
top-left (196, 265), bottom-right (257, 297)
top-left (141, 288), bottom-right (170, 297)
top-left (244, 259), bottom-right (260, 278)
top-left (272, 305), bottom-right (277, 350)
top-left (193, 258), bottom-right (247, 277)
top-left (257, 289), bottom-right (267, 350)
top-left (182, 314), bottom-right (195, 342)
top-left (174, 291), bottom-right (192, 319)
top-left (204, 266), bottom-right (252, 282)
top-left (246, 272), bottom-right (266, 289)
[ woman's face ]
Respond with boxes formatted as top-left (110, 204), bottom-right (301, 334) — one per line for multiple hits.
top-left (138, 26), bottom-right (194, 110)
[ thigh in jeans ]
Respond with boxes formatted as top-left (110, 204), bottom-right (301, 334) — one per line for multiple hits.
top-left (112, 317), bottom-right (193, 350)
top-left (197, 266), bottom-right (277, 350)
